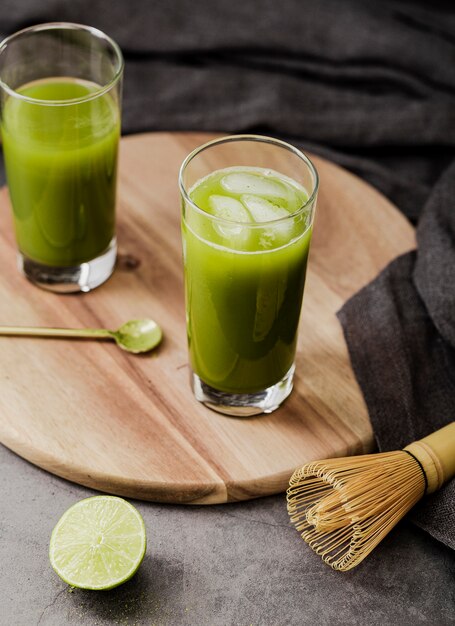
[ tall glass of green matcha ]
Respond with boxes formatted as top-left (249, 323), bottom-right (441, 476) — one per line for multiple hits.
top-left (179, 135), bottom-right (318, 416)
top-left (0, 23), bottom-right (123, 292)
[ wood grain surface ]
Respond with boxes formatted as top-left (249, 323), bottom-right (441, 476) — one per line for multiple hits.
top-left (0, 132), bottom-right (416, 503)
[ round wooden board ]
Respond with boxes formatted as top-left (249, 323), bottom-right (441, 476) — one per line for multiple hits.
top-left (0, 132), bottom-right (415, 504)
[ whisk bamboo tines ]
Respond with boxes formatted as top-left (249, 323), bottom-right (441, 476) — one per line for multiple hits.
top-left (287, 422), bottom-right (455, 571)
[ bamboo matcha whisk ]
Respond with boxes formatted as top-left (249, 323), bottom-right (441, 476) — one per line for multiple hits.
top-left (287, 422), bottom-right (455, 571)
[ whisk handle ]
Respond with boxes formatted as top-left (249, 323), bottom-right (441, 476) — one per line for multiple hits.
top-left (405, 422), bottom-right (455, 494)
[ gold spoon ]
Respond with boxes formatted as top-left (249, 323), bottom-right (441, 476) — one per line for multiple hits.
top-left (0, 318), bottom-right (162, 354)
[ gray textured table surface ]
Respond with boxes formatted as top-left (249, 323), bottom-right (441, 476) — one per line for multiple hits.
top-left (1, 442), bottom-right (454, 626)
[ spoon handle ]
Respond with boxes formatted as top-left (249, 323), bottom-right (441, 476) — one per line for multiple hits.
top-left (0, 325), bottom-right (112, 340)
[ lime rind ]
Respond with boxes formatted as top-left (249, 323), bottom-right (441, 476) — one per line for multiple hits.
top-left (49, 496), bottom-right (146, 590)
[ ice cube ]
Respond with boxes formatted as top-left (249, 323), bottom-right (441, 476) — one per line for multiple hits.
top-left (241, 194), bottom-right (289, 223)
top-left (209, 195), bottom-right (252, 222)
top-left (241, 194), bottom-right (293, 248)
top-left (221, 172), bottom-right (288, 200)
top-left (208, 195), bottom-right (252, 242)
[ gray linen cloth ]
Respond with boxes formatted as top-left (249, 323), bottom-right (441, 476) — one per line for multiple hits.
top-left (338, 162), bottom-right (455, 550)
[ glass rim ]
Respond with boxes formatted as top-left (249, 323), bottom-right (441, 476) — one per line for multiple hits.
top-left (178, 134), bottom-right (319, 227)
top-left (0, 22), bottom-right (124, 106)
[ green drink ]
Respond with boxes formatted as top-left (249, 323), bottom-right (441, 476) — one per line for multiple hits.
top-left (2, 78), bottom-right (119, 267)
top-left (0, 23), bottom-right (123, 292)
top-left (180, 136), bottom-right (318, 416)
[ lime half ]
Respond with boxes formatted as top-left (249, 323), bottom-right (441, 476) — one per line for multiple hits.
top-left (49, 496), bottom-right (146, 590)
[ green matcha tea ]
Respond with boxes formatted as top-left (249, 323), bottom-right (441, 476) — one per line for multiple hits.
top-left (183, 166), bottom-right (312, 394)
top-left (1, 77), bottom-right (120, 266)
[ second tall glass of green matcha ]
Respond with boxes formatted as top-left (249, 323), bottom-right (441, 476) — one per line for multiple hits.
top-left (0, 23), bottom-right (123, 292)
top-left (180, 136), bottom-right (318, 416)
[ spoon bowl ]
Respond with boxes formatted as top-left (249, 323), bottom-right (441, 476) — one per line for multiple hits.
top-left (113, 319), bottom-right (162, 354)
